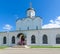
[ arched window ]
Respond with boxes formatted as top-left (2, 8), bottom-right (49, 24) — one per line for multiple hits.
top-left (43, 34), bottom-right (48, 44)
top-left (27, 27), bottom-right (29, 30)
top-left (19, 28), bottom-right (21, 30)
top-left (56, 34), bottom-right (60, 44)
top-left (36, 26), bottom-right (38, 30)
top-left (31, 35), bottom-right (36, 44)
top-left (3, 37), bottom-right (6, 44)
top-left (12, 36), bottom-right (15, 44)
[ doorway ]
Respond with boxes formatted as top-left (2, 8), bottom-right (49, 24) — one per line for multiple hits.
top-left (17, 33), bottom-right (26, 45)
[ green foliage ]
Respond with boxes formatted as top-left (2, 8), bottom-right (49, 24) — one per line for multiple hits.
top-left (0, 46), bottom-right (8, 49)
top-left (30, 46), bottom-right (60, 48)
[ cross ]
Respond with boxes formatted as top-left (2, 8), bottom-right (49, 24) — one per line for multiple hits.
top-left (30, 2), bottom-right (32, 8)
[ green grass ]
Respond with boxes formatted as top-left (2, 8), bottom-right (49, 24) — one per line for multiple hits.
top-left (0, 46), bottom-right (8, 49)
top-left (30, 46), bottom-right (60, 48)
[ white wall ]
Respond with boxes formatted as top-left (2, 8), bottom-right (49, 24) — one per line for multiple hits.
top-left (40, 28), bottom-right (60, 46)
top-left (0, 28), bottom-right (60, 46)
top-left (16, 17), bottom-right (42, 30)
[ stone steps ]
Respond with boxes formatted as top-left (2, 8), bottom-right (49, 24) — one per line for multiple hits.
top-left (12, 45), bottom-right (25, 48)
top-left (12, 45), bottom-right (30, 48)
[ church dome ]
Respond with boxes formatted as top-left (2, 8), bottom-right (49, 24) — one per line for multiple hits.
top-left (27, 8), bottom-right (35, 11)
top-left (27, 7), bottom-right (35, 18)
top-left (26, 2), bottom-right (36, 18)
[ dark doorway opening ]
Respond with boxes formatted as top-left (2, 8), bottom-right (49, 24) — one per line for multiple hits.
top-left (17, 33), bottom-right (26, 45)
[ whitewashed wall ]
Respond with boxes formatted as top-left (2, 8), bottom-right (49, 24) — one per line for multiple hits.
top-left (16, 17), bottom-right (42, 30)
top-left (0, 28), bottom-right (60, 46)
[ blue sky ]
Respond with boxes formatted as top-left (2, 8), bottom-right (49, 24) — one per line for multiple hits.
top-left (0, 0), bottom-right (60, 31)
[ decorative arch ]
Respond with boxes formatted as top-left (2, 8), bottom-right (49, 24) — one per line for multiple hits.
top-left (17, 33), bottom-right (26, 45)
top-left (17, 33), bottom-right (24, 38)
top-left (12, 36), bottom-right (15, 44)
top-left (56, 34), bottom-right (60, 44)
top-left (3, 36), bottom-right (7, 44)
top-left (43, 34), bottom-right (48, 44)
top-left (36, 26), bottom-right (38, 30)
top-left (31, 35), bottom-right (36, 44)
top-left (27, 27), bottom-right (29, 30)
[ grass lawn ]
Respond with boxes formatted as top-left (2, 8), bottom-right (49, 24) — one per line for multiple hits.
top-left (0, 46), bottom-right (8, 49)
top-left (30, 46), bottom-right (60, 48)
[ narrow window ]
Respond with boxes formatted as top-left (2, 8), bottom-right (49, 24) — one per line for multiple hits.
top-left (36, 26), bottom-right (38, 30)
top-left (12, 36), bottom-right (15, 44)
top-left (3, 37), bottom-right (6, 44)
top-left (27, 27), bottom-right (29, 30)
top-left (31, 35), bottom-right (36, 44)
top-left (56, 37), bottom-right (60, 44)
top-left (43, 35), bottom-right (48, 44)
top-left (56, 34), bottom-right (60, 44)
top-left (19, 28), bottom-right (21, 30)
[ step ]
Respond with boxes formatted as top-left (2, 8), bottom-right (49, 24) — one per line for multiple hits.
top-left (12, 45), bottom-right (30, 48)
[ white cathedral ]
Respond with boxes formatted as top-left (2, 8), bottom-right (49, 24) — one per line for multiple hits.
top-left (0, 4), bottom-right (60, 46)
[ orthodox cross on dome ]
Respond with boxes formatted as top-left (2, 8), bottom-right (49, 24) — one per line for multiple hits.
top-left (27, 2), bottom-right (35, 18)
top-left (30, 2), bottom-right (32, 8)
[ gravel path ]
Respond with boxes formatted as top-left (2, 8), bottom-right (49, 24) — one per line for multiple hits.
top-left (0, 48), bottom-right (60, 54)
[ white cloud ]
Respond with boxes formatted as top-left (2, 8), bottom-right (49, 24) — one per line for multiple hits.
top-left (49, 20), bottom-right (54, 23)
top-left (3, 24), bottom-right (12, 31)
top-left (42, 16), bottom-right (60, 28)
top-left (56, 16), bottom-right (60, 21)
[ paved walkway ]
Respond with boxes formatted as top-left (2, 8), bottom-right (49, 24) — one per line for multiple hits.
top-left (0, 48), bottom-right (60, 54)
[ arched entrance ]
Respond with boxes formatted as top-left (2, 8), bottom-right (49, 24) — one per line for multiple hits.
top-left (56, 34), bottom-right (60, 44)
top-left (43, 34), bottom-right (48, 44)
top-left (17, 33), bottom-right (26, 45)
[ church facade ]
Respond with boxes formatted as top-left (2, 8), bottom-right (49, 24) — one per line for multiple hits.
top-left (0, 6), bottom-right (60, 46)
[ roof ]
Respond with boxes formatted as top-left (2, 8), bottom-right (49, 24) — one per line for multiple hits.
top-left (27, 8), bottom-right (34, 10)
